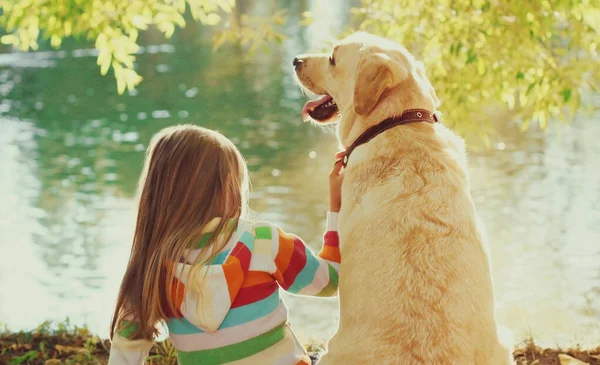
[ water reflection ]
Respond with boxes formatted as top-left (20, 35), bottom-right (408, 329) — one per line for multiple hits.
top-left (0, 1), bottom-right (598, 348)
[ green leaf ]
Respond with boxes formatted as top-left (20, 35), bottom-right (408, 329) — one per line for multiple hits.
top-left (560, 88), bottom-right (572, 103)
top-left (466, 50), bottom-right (477, 65)
top-left (526, 83), bottom-right (536, 95)
top-left (456, 41), bottom-right (464, 55)
top-left (10, 350), bottom-right (39, 365)
top-left (1, 0), bottom-right (594, 126)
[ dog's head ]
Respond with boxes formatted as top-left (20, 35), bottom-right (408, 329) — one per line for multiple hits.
top-left (294, 32), bottom-right (439, 145)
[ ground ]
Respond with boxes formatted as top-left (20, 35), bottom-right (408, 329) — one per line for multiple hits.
top-left (1, 321), bottom-right (598, 365)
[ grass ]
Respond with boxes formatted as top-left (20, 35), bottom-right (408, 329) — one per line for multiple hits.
top-left (1, 320), bottom-right (599, 365)
top-left (513, 339), bottom-right (600, 365)
top-left (0, 319), bottom-right (177, 365)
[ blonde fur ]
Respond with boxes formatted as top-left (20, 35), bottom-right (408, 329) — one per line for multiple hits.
top-left (295, 32), bottom-right (513, 365)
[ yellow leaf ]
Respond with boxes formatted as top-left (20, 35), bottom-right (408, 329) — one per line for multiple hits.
top-left (300, 14), bottom-right (313, 26)
top-left (116, 74), bottom-right (126, 95)
top-left (175, 0), bottom-right (186, 13)
top-left (558, 354), bottom-right (589, 365)
top-left (538, 111), bottom-right (547, 128)
top-left (581, 8), bottom-right (600, 32)
top-left (95, 33), bottom-right (107, 49)
top-left (129, 29), bottom-right (139, 41)
top-left (0, 34), bottom-right (17, 45)
top-left (55, 345), bottom-right (87, 354)
top-left (124, 69), bottom-right (143, 91)
top-left (173, 13), bottom-right (186, 27)
top-left (50, 34), bottom-right (62, 48)
top-left (64, 20), bottom-right (72, 36)
top-left (204, 13), bottom-right (221, 26)
top-left (131, 15), bottom-right (149, 30)
top-left (120, 54), bottom-right (134, 69)
top-left (435, 60), bottom-right (448, 76)
top-left (477, 58), bottom-right (486, 75)
top-left (505, 93), bottom-right (515, 110)
top-left (163, 23), bottom-right (175, 38)
top-left (216, 0), bottom-right (233, 12)
top-left (112, 60), bottom-right (123, 72)
top-left (212, 32), bottom-right (227, 50)
top-left (526, 12), bottom-right (535, 22)
top-left (100, 56), bottom-right (111, 75)
top-left (97, 48), bottom-right (110, 64)
top-left (519, 91), bottom-right (528, 107)
top-left (272, 12), bottom-right (286, 25)
top-left (19, 32), bottom-right (30, 50)
top-left (189, 6), bottom-right (203, 21)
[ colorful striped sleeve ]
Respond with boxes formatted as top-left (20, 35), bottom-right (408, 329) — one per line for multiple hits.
top-left (174, 230), bottom-right (255, 332)
top-left (259, 212), bottom-right (341, 297)
top-left (108, 316), bottom-right (153, 365)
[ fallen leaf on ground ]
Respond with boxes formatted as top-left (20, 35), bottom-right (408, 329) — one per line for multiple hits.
top-left (45, 360), bottom-right (62, 365)
top-left (54, 344), bottom-right (87, 354)
top-left (559, 354), bottom-right (589, 365)
top-left (530, 361), bottom-right (540, 365)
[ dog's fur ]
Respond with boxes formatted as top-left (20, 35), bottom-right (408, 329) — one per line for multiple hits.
top-left (295, 32), bottom-right (513, 365)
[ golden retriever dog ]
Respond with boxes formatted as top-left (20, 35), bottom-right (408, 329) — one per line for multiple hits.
top-left (294, 32), bottom-right (513, 365)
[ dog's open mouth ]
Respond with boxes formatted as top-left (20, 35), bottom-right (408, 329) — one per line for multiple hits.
top-left (301, 95), bottom-right (340, 122)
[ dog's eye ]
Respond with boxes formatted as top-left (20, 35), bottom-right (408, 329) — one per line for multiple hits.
top-left (329, 56), bottom-right (336, 66)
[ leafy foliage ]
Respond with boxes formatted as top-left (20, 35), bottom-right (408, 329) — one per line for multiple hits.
top-left (1, 320), bottom-right (599, 365)
top-left (352, 0), bottom-right (600, 133)
top-left (0, 320), bottom-right (179, 365)
top-left (0, 0), bottom-right (598, 131)
top-left (0, 0), bottom-right (235, 94)
top-left (0, 320), bottom-right (319, 365)
top-left (212, 9), bottom-right (290, 55)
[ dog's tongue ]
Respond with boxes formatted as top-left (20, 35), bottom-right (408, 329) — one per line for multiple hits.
top-left (301, 95), bottom-right (331, 121)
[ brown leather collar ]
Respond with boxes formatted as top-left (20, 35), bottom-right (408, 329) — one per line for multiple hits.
top-left (341, 109), bottom-right (438, 167)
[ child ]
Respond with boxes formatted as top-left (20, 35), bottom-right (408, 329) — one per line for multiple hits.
top-left (108, 125), bottom-right (343, 365)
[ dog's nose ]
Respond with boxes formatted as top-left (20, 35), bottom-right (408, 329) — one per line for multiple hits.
top-left (293, 57), bottom-right (303, 68)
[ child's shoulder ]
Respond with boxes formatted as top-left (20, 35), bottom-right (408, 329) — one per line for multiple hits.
top-left (238, 219), bottom-right (280, 240)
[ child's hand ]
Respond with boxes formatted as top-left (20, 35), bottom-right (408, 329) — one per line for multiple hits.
top-left (329, 151), bottom-right (345, 212)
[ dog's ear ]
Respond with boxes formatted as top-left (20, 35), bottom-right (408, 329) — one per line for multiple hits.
top-left (414, 61), bottom-right (440, 108)
top-left (353, 53), bottom-right (408, 115)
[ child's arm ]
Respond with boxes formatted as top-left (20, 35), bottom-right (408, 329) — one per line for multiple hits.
top-left (108, 316), bottom-right (154, 365)
top-left (265, 153), bottom-right (345, 296)
top-left (258, 211), bottom-right (341, 297)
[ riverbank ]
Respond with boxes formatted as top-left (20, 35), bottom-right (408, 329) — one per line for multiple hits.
top-left (1, 321), bottom-right (598, 365)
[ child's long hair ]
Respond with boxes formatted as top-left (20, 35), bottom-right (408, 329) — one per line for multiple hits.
top-left (110, 125), bottom-right (250, 340)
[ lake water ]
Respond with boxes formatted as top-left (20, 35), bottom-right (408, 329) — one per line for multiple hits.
top-left (0, 1), bottom-right (599, 348)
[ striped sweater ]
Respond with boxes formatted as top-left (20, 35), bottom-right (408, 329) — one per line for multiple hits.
top-left (108, 213), bottom-right (341, 365)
